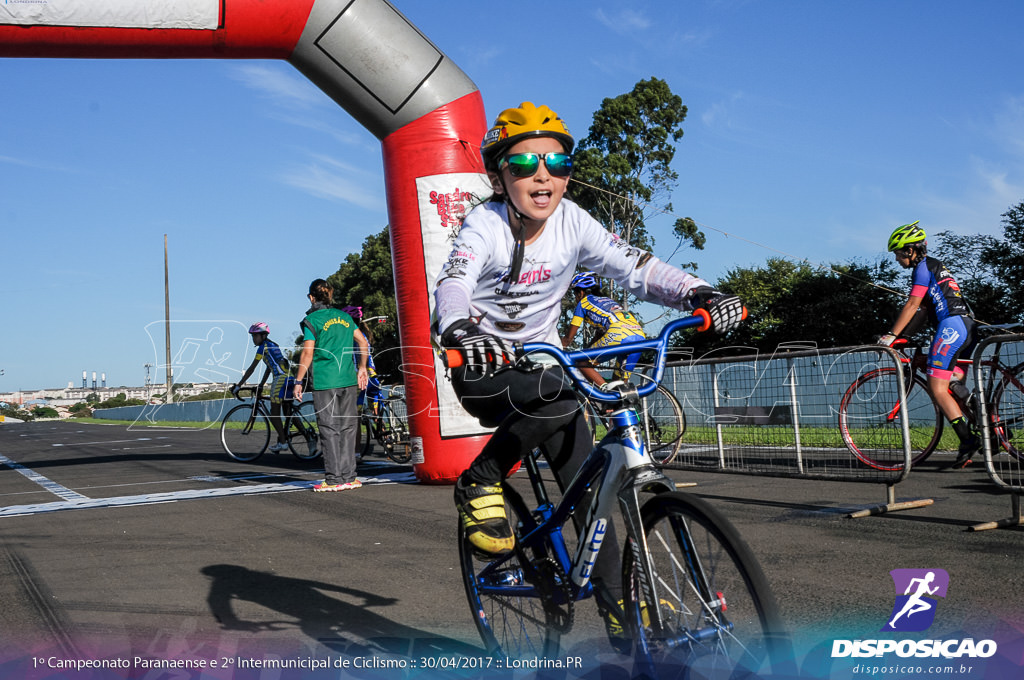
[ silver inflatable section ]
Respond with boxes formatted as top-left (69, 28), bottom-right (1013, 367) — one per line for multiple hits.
top-left (290, 0), bottom-right (478, 140)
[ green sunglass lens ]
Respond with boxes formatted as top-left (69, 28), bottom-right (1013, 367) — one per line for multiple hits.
top-left (545, 154), bottom-right (572, 176)
top-left (504, 153), bottom-right (572, 177)
top-left (506, 154), bottom-right (540, 177)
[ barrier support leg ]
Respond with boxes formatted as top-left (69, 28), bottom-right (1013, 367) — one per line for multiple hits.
top-left (969, 493), bottom-right (1023, 532)
top-left (847, 484), bottom-right (934, 519)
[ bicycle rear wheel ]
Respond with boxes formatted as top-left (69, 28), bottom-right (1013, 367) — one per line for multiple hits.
top-left (642, 385), bottom-right (686, 465)
top-left (381, 399), bottom-right (412, 464)
top-left (459, 485), bottom-right (562, 659)
top-left (623, 492), bottom-right (788, 679)
top-left (287, 401), bottom-right (321, 461)
top-left (990, 361), bottom-right (1024, 461)
top-left (220, 404), bottom-right (270, 462)
top-left (839, 367), bottom-right (941, 470)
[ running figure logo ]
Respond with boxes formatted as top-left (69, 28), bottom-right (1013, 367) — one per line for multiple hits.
top-left (882, 568), bottom-right (949, 632)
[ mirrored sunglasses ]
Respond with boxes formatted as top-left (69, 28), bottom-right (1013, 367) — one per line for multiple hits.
top-left (499, 152), bottom-right (573, 178)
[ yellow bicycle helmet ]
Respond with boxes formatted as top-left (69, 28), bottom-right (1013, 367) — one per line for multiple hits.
top-left (887, 220), bottom-right (927, 252)
top-left (480, 102), bottom-right (574, 170)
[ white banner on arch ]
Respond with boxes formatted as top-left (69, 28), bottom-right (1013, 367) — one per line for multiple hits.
top-left (0, 0), bottom-right (220, 30)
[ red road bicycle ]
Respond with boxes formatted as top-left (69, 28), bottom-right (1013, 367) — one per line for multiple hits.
top-left (839, 331), bottom-right (1024, 470)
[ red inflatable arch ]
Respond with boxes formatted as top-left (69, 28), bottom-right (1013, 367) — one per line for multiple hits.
top-left (0, 0), bottom-right (494, 483)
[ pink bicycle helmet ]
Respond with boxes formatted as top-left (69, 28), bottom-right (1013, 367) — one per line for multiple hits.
top-left (248, 322), bottom-right (269, 334)
top-left (340, 305), bottom-right (363, 320)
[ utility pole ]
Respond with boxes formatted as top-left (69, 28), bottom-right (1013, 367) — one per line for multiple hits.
top-left (164, 234), bottom-right (173, 404)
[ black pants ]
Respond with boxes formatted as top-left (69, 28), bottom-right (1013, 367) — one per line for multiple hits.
top-left (452, 362), bottom-right (622, 606)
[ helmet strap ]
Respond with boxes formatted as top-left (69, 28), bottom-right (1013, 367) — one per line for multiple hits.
top-left (492, 171), bottom-right (528, 294)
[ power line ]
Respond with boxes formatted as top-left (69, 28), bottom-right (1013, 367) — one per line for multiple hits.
top-left (569, 176), bottom-right (903, 298)
top-left (568, 176), bottom-right (1019, 331)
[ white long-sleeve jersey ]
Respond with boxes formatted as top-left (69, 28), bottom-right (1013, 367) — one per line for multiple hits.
top-left (433, 198), bottom-right (711, 345)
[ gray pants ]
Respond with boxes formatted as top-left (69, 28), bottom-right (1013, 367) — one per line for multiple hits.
top-left (312, 386), bottom-right (359, 485)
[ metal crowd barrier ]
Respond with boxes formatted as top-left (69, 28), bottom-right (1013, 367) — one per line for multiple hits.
top-left (655, 344), bottom-right (932, 517)
top-left (971, 333), bottom-right (1024, 531)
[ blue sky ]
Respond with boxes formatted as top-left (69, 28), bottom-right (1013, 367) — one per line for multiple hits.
top-left (2, 0), bottom-right (1023, 393)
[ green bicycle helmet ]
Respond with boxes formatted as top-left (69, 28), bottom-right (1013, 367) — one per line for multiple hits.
top-left (887, 220), bottom-right (926, 252)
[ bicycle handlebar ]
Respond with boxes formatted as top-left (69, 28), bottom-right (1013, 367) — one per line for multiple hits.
top-left (231, 385), bottom-right (262, 401)
top-left (444, 309), bottom-right (716, 403)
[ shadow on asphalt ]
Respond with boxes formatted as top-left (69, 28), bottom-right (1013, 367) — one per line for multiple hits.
top-left (200, 564), bottom-right (481, 658)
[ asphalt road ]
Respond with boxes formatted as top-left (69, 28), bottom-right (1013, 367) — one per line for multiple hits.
top-left (1, 420), bottom-right (1021, 678)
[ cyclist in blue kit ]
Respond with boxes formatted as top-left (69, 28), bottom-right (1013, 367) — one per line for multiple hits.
top-left (233, 322), bottom-right (294, 453)
top-left (561, 270), bottom-right (646, 388)
top-left (878, 221), bottom-right (980, 468)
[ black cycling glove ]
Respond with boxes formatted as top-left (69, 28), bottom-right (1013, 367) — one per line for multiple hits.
top-left (441, 318), bottom-right (517, 375)
top-left (689, 286), bottom-right (745, 334)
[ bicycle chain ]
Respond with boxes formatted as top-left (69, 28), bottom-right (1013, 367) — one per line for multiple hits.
top-left (531, 557), bottom-right (574, 634)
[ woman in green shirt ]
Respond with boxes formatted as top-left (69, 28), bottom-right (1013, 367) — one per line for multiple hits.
top-left (293, 279), bottom-right (369, 492)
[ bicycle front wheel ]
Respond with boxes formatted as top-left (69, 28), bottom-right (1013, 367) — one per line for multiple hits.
top-left (623, 492), bottom-right (787, 679)
top-left (459, 486), bottom-right (562, 659)
top-left (839, 368), bottom-right (941, 470)
top-left (990, 361), bottom-right (1024, 461)
top-left (642, 385), bottom-right (686, 465)
top-left (220, 404), bottom-right (270, 462)
top-left (287, 401), bottom-right (321, 461)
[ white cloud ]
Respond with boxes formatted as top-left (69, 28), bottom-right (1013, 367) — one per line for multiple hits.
top-left (0, 154), bottom-right (75, 173)
top-left (595, 8), bottom-right (652, 34)
top-left (992, 94), bottom-right (1024, 157)
top-left (701, 91), bottom-right (746, 130)
top-left (229, 63), bottom-right (325, 108)
top-left (279, 153), bottom-right (384, 211)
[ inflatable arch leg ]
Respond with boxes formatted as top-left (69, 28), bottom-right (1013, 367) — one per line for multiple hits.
top-left (0, 0), bottom-right (493, 483)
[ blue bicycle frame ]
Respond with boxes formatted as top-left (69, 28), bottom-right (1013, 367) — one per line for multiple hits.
top-left (473, 313), bottom-right (708, 608)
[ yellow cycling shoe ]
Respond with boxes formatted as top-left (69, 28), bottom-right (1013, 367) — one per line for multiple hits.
top-left (454, 481), bottom-right (515, 557)
top-left (604, 598), bottom-right (678, 653)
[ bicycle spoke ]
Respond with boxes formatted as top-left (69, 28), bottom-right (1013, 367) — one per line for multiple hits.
top-left (626, 493), bottom-right (785, 679)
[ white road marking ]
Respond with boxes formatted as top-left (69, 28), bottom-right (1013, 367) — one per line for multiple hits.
top-left (0, 454), bottom-right (89, 502)
top-left (52, 437), bottom-right (164, 447)
top-left (0, 462), bottom-right (416, 518)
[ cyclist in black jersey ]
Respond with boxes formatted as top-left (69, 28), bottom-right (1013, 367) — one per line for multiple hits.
top-left (878, 221), bottom-right (979, 468)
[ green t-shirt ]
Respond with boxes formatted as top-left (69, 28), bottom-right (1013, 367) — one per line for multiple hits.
top-left (301, 306), bottom-right (358, 390)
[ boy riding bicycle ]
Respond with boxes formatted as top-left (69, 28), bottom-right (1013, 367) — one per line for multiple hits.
top-left (433, 101), bottom-right (744, 642)
top-left (232, 322), bottom-right (295, 452)
top-left (561, 270), bottom-right (647, 389)
top-left (878, 221), bottom-right (980, 468)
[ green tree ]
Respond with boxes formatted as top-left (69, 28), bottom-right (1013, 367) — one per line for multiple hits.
top-left (326, 225), bottom-right (402, 381)
top-left (981, 200), bottom-right (1024, 321)
top-left (31, 406), bottom-right (59, 419)
top-left (1, 404), bottom-right (33, 421)
top-left (692, 258), bottom-right (901, 353)
top-left (571, 78), bottom-right (704, 310)
top-left (95, 392), bottom-right (147, 409)
top-left (929, 229), bottom-right (1009, 324)
top-left (68, 402), bottom-right (92, 417)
